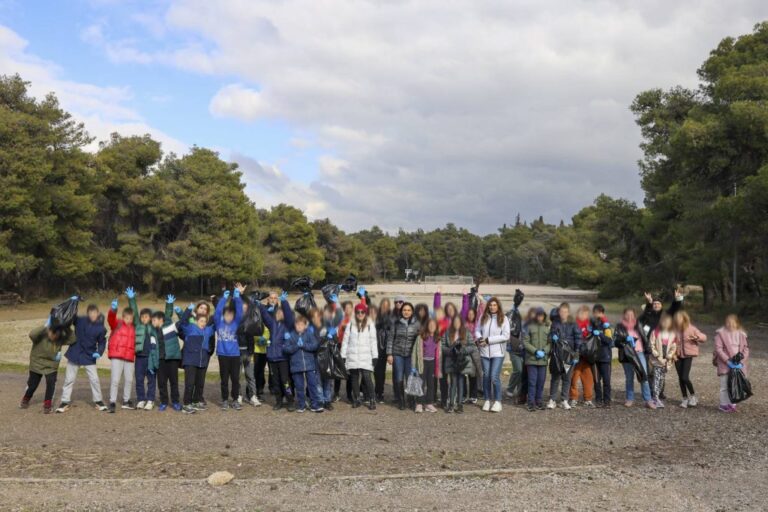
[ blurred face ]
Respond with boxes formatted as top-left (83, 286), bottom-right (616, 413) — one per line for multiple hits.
top-left (123, 312), bottom-right (134, 324)
top-left (488, 300), bottom-right (499, 314)
top-left (47, 328), bottom-right (59, 340)
top-left (536, 312), bottom-right (546, 324)
top-left (355, 309), bottom-right (367, 322)
top-left (393, 300), bottom-right (403, 313)
top-left (725, 316), bottom-right (738, 330)
top-left (196, 304), bottom-right (209, 316)
top-left (311, 311), bottom-right (322, 328)
top-left (652, 301), bottom-right (663, 312)
top-left (223, 310), bottom-right (235, 323)
top-left (344, 303), bottom-right (354, 317)
top-left (151, 317), bottom-right (163, 328)
top-left (427, 319), bottom-right (438, 335)
top-left (435, 309), bottom-right (445, 321)
top-left (558, 306), bottom-right (570, 321)
top-left (295, 318), bottom-right (308, 334)
top-left (445, 303), bottom-right (457, 318)
top-left (401, 305), bottom-right (413, 319)
top-left (451, 316), bottom-right (462, 331)
top-left (576, 309), bottom-right (589, 322)
top-left (196, 316), bottom-right (208, 329)
top-left (660, 316), bottom-right (672, 331)
top-left (467, 309), bottom-right (476, 323)
top-left (380, 300), bottom-right (391, 315)
top-left (369, 308), bottom-right (378, 321)
top-left (140, 313), bottom-right (151, 325)
top-left (623, 310), bottom-right (636, 325)
top-left (268, 292), bottom-right (278, 306)
top-left (88, 309), bottom-right (99, 322)
top-left (275, 308), bottom-right (285, 322)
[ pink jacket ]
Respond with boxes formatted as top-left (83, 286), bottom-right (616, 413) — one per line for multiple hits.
top-left (677, 324), bottom-right (707, 358)
top-left (714, 328), bottom-right (749, 376)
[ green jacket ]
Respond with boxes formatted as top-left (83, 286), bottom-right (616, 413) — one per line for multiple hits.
top-left (149, 302), bottom-right (183, 371)
top-left (130, 296), bottom-right (153, 355)
top-left (523, 323), bottom-right (551, 366)
top-left (28, 325), bottom-right (74, 375)
top-left (441, 330), bottom-right (476, 376)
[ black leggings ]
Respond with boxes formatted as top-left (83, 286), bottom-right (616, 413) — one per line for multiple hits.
top-left (349, 369), bottom-right (374, 402)
top-left (268, 360), bottom-right (292, 399)
top-left (219, 356), bottom-right (241, 401)
top-left (158, 359), bottom-right (180, 405)
top-left (25, 371), bottom-right (57, 402)
top-left (421, 360), bottom-right (436, 405)
top-left (675, 357), bottom-right (695, 398)
top-left (254, 353), bottom-right (268, 396)
top-left (374, 348), bottom-right (387, 398)
top-left (183, 365), bottom-right (206, 405)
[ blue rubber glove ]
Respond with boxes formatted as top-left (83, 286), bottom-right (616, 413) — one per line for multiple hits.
top-left (44, 317), bottom-right (51, 328)
top-left (535, 350), bottom-right (544, 359)
top-left (125, 287), bottom-right (136, 299)
top-left (727, 361), bottom-right (744, 370)
top-left (267, 305), bottom-right (276, 313)
top-left (297, 337), bottom-right (304, 348)
top-left (327, 326), bottom-right (337, 338)
top-left (593, 329), bottom-right (602, 336)
top-left (279, 291), bottom-right (289, 303)
top-left (329, 294), bottom-right (339, 304)
top-left (258, 336), bottom-right (267, 346)
top-left (571, 359), bottom-right (579, 365)
top-left (92, 352), bottom-right (100, 360)
top-left (551, 334), bottom-right (559, 343)
top-left (54, 352), bottom-right (62, 362)
top-left (626, 335), bottom-right (635, 347)
top-left (283, 332), bottom-right (291, 341)
top-left (602, 322), bottom-right (610, 329)
top-left (111, 299), bottom-right (119, 311)
top-left (223, 290), bottom-right (231, 300)
top-left (357, 286), bottom-right (366, 298)
top-left (735, 363), bottom-right (744, 370)
top-left (411, 368), bottom-right (419, 376)
top-left (174, 306), bottom-right (182, 315)
top-left (69, 295), bottom-right (79, 301)
top-left (233, 288), bottom-right (241, 299)
top-left (187, 303), bottom-right (195, 311)
top-left (166, 294), bottom-right (176, 304)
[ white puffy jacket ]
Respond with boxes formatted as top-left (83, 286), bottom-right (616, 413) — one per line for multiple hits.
top-left (474, 315), bottom-right (511, 358)
top-left (341, 321), bottom-right (378, 371)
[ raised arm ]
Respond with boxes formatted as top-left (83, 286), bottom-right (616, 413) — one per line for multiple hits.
top-left (282, 298), bottom-right (295, 331)
top-left (433, 290), bottom-right (442, 311)
top-left (460, 294), bottom-right (469, 320)
top-left (259, 303), bottom-right (277, 333)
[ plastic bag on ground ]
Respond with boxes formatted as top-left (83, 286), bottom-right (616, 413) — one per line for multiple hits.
top-left (49, 298), bottom-right (79, 330)
top-left (728, 368), bottom-right (753, 403)
top-left (405, 374), bottom-right (425, 397)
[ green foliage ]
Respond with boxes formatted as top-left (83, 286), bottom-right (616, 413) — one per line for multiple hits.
top-left (262, 204), bottom-right (325, 284)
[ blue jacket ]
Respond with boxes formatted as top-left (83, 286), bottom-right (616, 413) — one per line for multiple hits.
top-left (591, 317), bottom-right (615, 363)
top-left (65, 315), bottom-right (107, 366)
top-left (283, 329), bottom-right (319, 373)
top-left (214, 296), bottom-right (243, 357)
top-left (180, 310), bottom-right (215, 368)
top-left (261, 300), bottom-right (294, 362)
top-left (549, 319), bottom-right (582, 353)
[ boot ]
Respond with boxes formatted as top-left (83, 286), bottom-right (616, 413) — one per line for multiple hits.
top-left (273, 397), bottom-right (283, 411)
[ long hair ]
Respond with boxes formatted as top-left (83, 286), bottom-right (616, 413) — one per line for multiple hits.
top-left (480, 297), bottom-right (505, 327)
top-left (420, 318), bottom-right (439, 340)
top-left (444, 302), bottom-right (458, 319)
top-left (414, 303), bottom-right (430, 324)
top-left (355, 308), bottom-right (370, 331)
top-left (447, 315), bottom-right (467, 342)
top-left (674, 310), bottom-right (691, 331)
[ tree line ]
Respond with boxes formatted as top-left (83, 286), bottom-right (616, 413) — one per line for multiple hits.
top-left (2, 22), bottom-right (768, 306)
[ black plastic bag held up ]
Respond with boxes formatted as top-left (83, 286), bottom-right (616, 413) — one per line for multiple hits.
top-left (580, 334), bottom-right (599, 364)
top-left (49, 297), bottom-right (79, 330)
top-left (728, 368), bottom-right (753, 403)
top-left (340, 274), bottom-right (358, 293)
top-left (292, 276), bottom-right (317, 317)
top-left (321, 284), bottom-right (341, 304)
top-left (241, 297), bottom-right (264, 337)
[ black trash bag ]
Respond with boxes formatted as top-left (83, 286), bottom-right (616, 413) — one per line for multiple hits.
top-left (241, 299), bottom-right (264, 337)
top-left (507, 308), bottom-right (522, 339)
top-left (617, 342), bottom-right (648, 382)
top-left (294, 291), bottom-right (317, 317)
top-left (321, 283), bottom-right (341, 304)
top-left (49, 297), bottom-right (80, 330)
top-left (580, 334), bottom-right (599, 364)
top-left (329, 341), bottom-right (348, 379)
top-left (549, 339), bottom-right (577, 375)
top-left (513, 288), bottom-right (525, 308)
top-left (291, 276), bottom-right (314, 293)
top-left (249, 290), bottom-right (270, 302)
top-left (340, 274), bottom-right (358, 293)
top-left (468, 286), bottom-right (479, 312)
top-left (317, 340), bottom-right (334, 379)
top-left (728, 368), bottom-right (753, 403)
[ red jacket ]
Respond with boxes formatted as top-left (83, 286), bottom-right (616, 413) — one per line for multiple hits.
top-left (107, 309), bottom-right (136, 362)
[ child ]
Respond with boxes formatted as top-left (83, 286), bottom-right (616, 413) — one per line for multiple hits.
top-left (150, 295), bottom-right (184, 411)
top-left (569, 305), bottom-right (594, 407)
top-left (523, 308), bottom-right (551, 411)
top-left (253, 325), bottom-right (270, 404)
top-left (649, 313), bottom-right (677, 408)
top-left (283, 314), bottom-right (324, 413)
top-left (714, 314), bottom-right (749, 413)
top-left (56, 301), bottom-right (108, 413)
top-left (260, 292), bottom-right (296, 411)
top-left (341, 303), bottom-right (378, 410)
top-left (411, 317), bottom-right (442, 413)
top-left (310, 299), bottom-right (343, 410)
top-left (131, 288), bottom-right (157, 411)
top-left (614, 307), bottom-right (655, 409)
top-left (442, 315), bottom-right (475, 413)
top-left (106, 289), bottom-right (138, 413)
top-left (179, 306), bottom-right (215, 414)
top-left (236, 299), bottom-right (262, 407)
top-left (547, 303), bottom-right (580, 410)
top-left (214, 284), bottom-right (245, 411)
top-left (590, 304), bottom-right (614, 408)
top-left (21, 322), bottom-right (74, 413)
top-left (673, 310), bottom-right (707, 408)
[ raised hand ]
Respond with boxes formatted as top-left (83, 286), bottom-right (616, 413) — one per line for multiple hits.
top-left (111, 299), bottom-right (119, 311)
top-left (279, 291), bottom-right (289, 303)
top-left (125, 287), bottom-right (136, 299)
top-left (166, 294), bottom-right (176, 304)
top-left (223, 290), bottom-right (231, 300)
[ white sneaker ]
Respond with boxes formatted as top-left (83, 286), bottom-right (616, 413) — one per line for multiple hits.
top-left (482, 400), bottom-right (492, 412)
top-left (560, 400), bottom-right (571, 410)
top-left (688, 395), bottom-right (698, 407)
top-left (569, 399), bottom-right (579, 408)
top-left (237, 395), bottom-right (243, 405)
top-left (490, 401), bottom-right (502, 413)
top-left (680, 398), bottom-right (689, 409)
top-left (584, 400), bottom-right (594, 408)
top-left (250, 396), bottom-right (261, 407)
top-left (546, 399), bottom-right (556, 410)
top-left (136, 401), bottom-right (146, 410)
top-left (144, 401), bottom-right (154, 411)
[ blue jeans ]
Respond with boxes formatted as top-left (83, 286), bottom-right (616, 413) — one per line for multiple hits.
top-left (623, 352), bottom-right (651, 402)
top-left (392, 355), bottom-right (412, 385)
top-left (526, 365), bottom-right (547, 405)
top-left (135, 355), bottom-right (156, 402)
top-left (317, 376), bottom-right (334, 403)
top-left (292, 370), bottom-right (322, 410)
top-left (481, 356), bottom-right (504, 402)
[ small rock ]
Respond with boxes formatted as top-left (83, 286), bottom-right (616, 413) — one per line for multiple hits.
top-left (207, 471), bottom-right (235, 487)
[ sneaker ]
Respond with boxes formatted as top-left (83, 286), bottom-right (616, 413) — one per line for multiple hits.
top-left (527, 403), bottom-right (536, 412)
top-left (285, 401), bottom-right (296, 413)
top-left (469, 397), bottom-right (478, 405)
top-left (490, 401), bottom-right (502, 413)
top-left (584, 401), bottom-right (594, 408)
top-left (144, 401), bottom-right (154, 411)
top-left (445, 405), bottom-right (454, 414)
top-left (237, 395), bottom-right (243, 405)
top-left (55, 402), bottom-right (71, 414)
top-left (43, 401), bottom-right (53, 414)
top-left (158, 403), bottom-right (168, 412)
top-left (729, 404), bottom-right (737, 412)
top-left (172, 402), bottom-right (182, 412)
top-left (273, 401), bottom-right (284, 411)
top-left (536, 402), bottom-right (545, 410)
top-left (108, 402), bottom-right (116, 413)
top-left (250, 396), bottom-right (261, 407)
top-left (332, 394), bottom-right (341, 403)
top-left (376, 394), bottom-right (385, 404)
top-left (122, 401), bottom-right (136, 410)
top-left (94, 401), bottom-right (108, 411)
top-left (296, 408), bottom-right (306, 413)
top-left (311, 407), bottom-right (325, 413)
top-left (718, 405), bottom-right (735, 413)
top-left (136, 401), bottom-right (146, 410)
top-left (192, 402), bottom-right (207, 411)
top-left (569, 399), bottom-right (579, 408)
top-left (182, 405), bottom-right (196, 414)
top-left (656, 399), bottom-right (665, 409)
top-left (604, 401), bottom-right (612, 410)
top-left (455, 404), bottom-right (464, 414)
top-left (680, 398), bottom-right (689, 409)
top-left (232, 401), bottom-right (242, 411)
top-left (481, 401), bottom-right (491, 412)
top-left (595, 401), bottom-right (603, 408)
top-left (415, 404), bottom-right (424, 413)
top-left (560, 400), bottom-right (571, 411)
top-left (624, 400), bottom-right (634, 408)
top-left (221, 401), bottom-right (230, 411)
top-left (546, 399), bottom-right (556, 410)
top-left (425, 404), bottom-right (438, 413)
top-left (368, 400), bottom-right (376, 411)
top-left (645, 401), bottom-right (657, 410)
top-left (19, 397), bottom-right (31, 409)
top-left (688, 395), bottom-right (698, 407)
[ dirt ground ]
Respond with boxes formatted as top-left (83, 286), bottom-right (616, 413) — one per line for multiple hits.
top-left (0, 287), bottom-right (766, 511)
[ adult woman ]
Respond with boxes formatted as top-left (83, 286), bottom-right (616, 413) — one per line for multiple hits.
top-left (614, 308), bottom-right (655, 409)
top-left (374, 298), bottom-right (394, 403)
top-left (341, 303), bottom-right (378, 410)
top-left (673, 311), bottom-right (707, 408)
top-left (386, 302), bottom-right (420, 410)
top-left (474, 297), bottom-right (510, 413)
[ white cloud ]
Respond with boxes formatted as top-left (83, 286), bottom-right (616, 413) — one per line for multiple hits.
top-left (83, 1), bottom-right (768, 231)
top-left (0, 24), bottom-right (186, 155)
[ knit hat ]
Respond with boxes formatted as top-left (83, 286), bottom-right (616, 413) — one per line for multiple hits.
top-left (354, 303), bottom-right (368, 313)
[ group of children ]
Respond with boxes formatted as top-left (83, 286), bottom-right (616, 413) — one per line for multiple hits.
top-left (19, 285), bottom-right (750, 416)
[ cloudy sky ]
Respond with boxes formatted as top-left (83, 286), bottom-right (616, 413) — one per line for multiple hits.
top-left (1, 1), bottom-right (766, 233)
